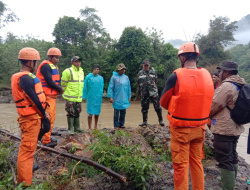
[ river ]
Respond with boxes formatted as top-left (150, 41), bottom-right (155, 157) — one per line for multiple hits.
top-left (1, 101), bottom-right (249, 164)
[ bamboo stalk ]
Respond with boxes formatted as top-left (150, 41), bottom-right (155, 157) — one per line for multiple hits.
top-left (0, 129), bottom-right (126, 182)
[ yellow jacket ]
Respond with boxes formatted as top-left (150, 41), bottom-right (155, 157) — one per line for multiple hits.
top-left (61, 65), bottom-right (84, 102)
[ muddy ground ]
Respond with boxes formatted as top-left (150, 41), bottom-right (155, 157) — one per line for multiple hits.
top-left (1, 124), bottom-right (250, 190)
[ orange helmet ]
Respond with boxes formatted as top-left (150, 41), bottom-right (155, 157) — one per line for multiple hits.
top-left (177, 42), bottom-right (200, 56)
top-left (47, 47), bottom-right (62, 56)
top-left (18, 47), bottom-right (40, 60)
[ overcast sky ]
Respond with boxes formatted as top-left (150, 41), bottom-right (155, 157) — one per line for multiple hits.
top-left (0, 0), bottom-right (249, 42)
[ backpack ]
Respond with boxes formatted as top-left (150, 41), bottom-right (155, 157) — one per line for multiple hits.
top-left (226, 82), bottom-right (250, 125)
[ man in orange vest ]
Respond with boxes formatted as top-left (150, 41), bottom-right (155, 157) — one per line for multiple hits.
top-left (36, 47), bottom-right (64, 147)
top-left (11, 47), bottom-right (49, 186)
top-left (160, 42), bottom-right (214, 190)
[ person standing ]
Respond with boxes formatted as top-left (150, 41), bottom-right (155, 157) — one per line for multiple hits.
top-left (107, 63), bottom-right (131, 130)
top-left (160, 42), bottom-right (214, 190)
top-left (36, 47), bottom-right (63, 147)
top-left (61, 56), bottom-right (84, 134)
top-left (210, 61), bottom-right (246, 190)
top-left (12, 47), bottom-right (49, 186)
top-left (137, 59), bottom-right (164, 127)
top-left (83, 64), bottom-right (104, 130)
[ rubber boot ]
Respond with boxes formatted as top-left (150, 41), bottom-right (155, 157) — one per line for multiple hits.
top-left (67, 116), bottom-right (74, 135)
top-left (221, 168), bottom-right (235, 190)
top-left (74, 116), bottom-right (84, 132)
top-left (156, 109), bottom-right (164, 126)
top-left (139, 112), bottom-right (148, 127)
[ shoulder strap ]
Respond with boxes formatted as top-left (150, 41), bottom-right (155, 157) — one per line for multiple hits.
top-left (225, 81), bottom-right (244, 111)
top-left (224, 81), bottom-right (244, 89)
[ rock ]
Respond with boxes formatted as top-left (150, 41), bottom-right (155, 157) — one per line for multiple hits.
top-left (0, 96), bottom-right (10, 103)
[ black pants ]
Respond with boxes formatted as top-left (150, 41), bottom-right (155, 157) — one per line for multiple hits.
top-left (213, 134), bottom-right (239, 171)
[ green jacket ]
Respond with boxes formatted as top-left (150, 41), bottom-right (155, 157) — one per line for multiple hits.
top-left (61, 65), bottom-right (84, 102)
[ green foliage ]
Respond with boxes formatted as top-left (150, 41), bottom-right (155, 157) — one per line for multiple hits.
top-left (0, 1), bottom-right (19, 29)
top-left (68, 145), bottom-right (77, 154)
top-left (87, 130), bottom-right (160, 188)
top-left (69, 161), bottom-right (99, 178)
top-left (0, 141), bottom-right (56, 190)
top-left (0, 33), bottom-right (54, 85)
top-left (53, 16), bottom-right (87, 46)
top-left (228, 42), bottom-right (250, 83)
top-left (0, 141), bottom-right (15, 189)
top-left (196, 16), bottom-right (238, 67)
top-left (115, 26), bottom-right (152, 91)
top-left (153, 144), bottom-right (172, 163)
top-left (204, 145), bottom-right (214, 160)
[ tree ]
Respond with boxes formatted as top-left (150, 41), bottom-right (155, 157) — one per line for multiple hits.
top-left (0, 33), bottom-right (54, 86)
top-left (53, 16), bottom-right (87, 46)
top-left (229, 42), bottom-right (250, 83)
top-left (115, 26), bottom-right (152, 91)
top-left (196, 16), bottom-right (238, 67)
top-left (144, 28), bottom-right (178, 93)
top-left (0, 1), bottom-right (19, 29)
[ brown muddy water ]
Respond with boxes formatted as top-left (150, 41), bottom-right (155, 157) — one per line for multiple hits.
top-left (1, 101), bottom-right (249, 164)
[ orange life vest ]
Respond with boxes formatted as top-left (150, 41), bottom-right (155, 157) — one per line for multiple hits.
top-left (36, 60), bottom-right (60, 96)
top-left (11, 71), bottom-right (46, 117)
top-left (167, 68), bottom-right (214, 126)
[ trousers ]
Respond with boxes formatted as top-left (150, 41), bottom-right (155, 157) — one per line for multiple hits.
top-left (42, 96), bottom-right (56, 144)
top-left (169, 123), bottom-right (206, 190)
top-left (17, 114), bottom-right (41, 185)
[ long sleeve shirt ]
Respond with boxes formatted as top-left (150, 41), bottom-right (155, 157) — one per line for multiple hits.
top-left (19, 75), bottom-right (45, 117)
top-left (40, 64), bottom-right (62, 92)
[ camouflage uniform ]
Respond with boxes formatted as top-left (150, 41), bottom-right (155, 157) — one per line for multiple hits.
top-left (137, 67), bottom-right (163, 126)
top-left (65, 100), bottom-right (82, 117)
top-left (138, 67), bottom-right (161, 112)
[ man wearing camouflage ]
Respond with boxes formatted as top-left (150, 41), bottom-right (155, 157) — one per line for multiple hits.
top-left (137, 59), bottom-right (164, 126)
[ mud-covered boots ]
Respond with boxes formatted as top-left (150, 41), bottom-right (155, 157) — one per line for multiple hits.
top-left (139, 112), bottom-right (148, 127)
top-left (67, 116), bottom-right (74, 135)
top-left (156, 109), bottom-right (164, 126)
top-left (74, 116), bottom-right (84, 132)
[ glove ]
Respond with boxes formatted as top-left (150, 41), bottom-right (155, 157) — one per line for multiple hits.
top-left (38, 118), bottom-right (51, 141)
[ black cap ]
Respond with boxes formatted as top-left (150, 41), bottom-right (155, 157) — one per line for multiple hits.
top-left (71, 56), bottom-right (82, 62)
top-left (217, 61), bottom-right (238, 71)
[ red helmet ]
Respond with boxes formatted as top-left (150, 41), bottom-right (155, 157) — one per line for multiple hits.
top-left (18, 47), bottom-right (40, 60)
top-left (177, 42), bottom-right (199, 56)
top-left (47, 47), bottom-right (62, 56)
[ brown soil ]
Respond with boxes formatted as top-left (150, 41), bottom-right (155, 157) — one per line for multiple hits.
top-left (2, 125), bottom-right (250, 190)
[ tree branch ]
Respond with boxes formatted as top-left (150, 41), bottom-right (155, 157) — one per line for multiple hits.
top-left (0, 129), bottom-right (126, 182)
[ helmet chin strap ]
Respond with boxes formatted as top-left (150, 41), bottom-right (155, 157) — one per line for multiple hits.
top-left (24, 60), bottom-right (36, 73)
top-left (179, 53), bottom-right (199, 68)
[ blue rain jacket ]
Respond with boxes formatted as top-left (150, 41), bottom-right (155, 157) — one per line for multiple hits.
top-left (83, 73), bottom-right (104, 115)
top-left (107, 71), bottom-right (131, 110)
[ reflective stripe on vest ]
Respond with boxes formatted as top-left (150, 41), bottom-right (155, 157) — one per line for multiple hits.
top-left (36, 61), bottom-right (60, 96)
top-left (167, 68), bottom-right (214, 127)
top-left (11, 71), bottom-right (46, 116)
top-left (62, 67), bottom-right (84, 102)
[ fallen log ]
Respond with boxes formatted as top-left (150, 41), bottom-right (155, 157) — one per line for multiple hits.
top-left (0, 129), bottom-right (126, 182)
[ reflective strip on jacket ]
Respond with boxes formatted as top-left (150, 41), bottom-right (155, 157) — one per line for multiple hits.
top-left (61, 65), bottom-right (84, 102)
top-left (36, 60), bottom-right (60, 96)
top-left (167, 68), bottom-right (214, 126)
top-left (11, 71), bottom-right (46, 116)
